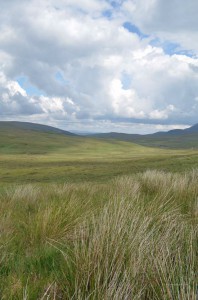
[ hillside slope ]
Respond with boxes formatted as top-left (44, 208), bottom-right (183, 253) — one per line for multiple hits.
top-left (91, 124), bottom-right (198, 149)
top-left (1, 121), bottom-right (198, 185)
top-left (0, 121), bottom-right (150, 156)
top-left (0, 121), bottom-right (75, 136)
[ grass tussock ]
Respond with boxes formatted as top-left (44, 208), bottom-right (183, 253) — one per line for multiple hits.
top-left (0, 170), bottom-right (197, 299)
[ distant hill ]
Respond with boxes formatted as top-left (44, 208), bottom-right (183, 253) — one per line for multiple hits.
top-left (90, 124), bottom-right (198, 149)
top-left (153, 123), bottom-right (198, 135)
top-left (1, 121), bottom-right (198, 151)
top-left (0, 121), bottom-right (76, 136)
top-left (183, 123), bottom-right (198, 133)
top-left (0, 121), bottom-right (78, 154)
top-left (0, 121), bottom-right (149, 156)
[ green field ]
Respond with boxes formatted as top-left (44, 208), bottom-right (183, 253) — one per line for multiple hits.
top-left (0, 126), bottom-right (197, 299)
top-left (1, 127), bottom-right (198, 186)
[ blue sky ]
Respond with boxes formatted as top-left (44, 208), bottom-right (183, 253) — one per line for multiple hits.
top-left (150, 38), bottom-right (195, 57)
top-left (0, 0), bottom-right (198, 133)
top-left (16, 76), bottom-right (46, 97)
top-left (123, 22), bottom-right (149, 39)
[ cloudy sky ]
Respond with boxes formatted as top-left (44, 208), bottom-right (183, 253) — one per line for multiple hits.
top-left (0, 0), bottom-right (198, 133)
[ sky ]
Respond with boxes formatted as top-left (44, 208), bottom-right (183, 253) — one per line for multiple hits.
top-left (0, 0), bottom-right (198, 134)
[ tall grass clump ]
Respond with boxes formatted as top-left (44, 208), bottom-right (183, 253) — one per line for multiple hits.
top-left (0, 170), bottom-right (197, 299)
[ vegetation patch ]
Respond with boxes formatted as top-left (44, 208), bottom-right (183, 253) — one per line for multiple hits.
top-left (0, 170), bottom-right (197, 299)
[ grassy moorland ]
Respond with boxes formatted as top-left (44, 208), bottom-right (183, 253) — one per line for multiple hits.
top-left (0, 171), bottom-right (197, 299)
top-left (0, 126), bottom-right (198, 299)
top-left (91, 124), bottom-right (198, 149)
top-left (1, 127), bottom-right (198, 186)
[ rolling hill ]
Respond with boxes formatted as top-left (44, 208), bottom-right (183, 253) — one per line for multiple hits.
top-left (90, 124), bottom-right (198, 149)
top-left (1, 121), bottom-right (198, 150)
top-left (0, 121), bottom-right (76, 136)
top-left (0, 121), bottom-right (198, 185)
top-left (0, 121), bottom-right (150, 156)
top-left (0, 121), bottom-right (77, 154)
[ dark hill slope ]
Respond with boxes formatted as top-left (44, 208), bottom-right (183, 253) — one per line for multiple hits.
top-left (91, 124), bottom-right (198, 149)
top-left (0, 121), bottom-right (77, 154)
top-left (0, 121), bottom-right (76, 136)
top-left (0, 121), bottom-right (147, 156)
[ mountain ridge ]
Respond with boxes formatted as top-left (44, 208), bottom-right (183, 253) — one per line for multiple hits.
top-left (91, 123), bottom-right (198, 138)
top-left (89, 123), bottom-right (198, 149)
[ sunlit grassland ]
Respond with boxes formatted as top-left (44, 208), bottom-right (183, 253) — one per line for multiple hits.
top-left (0, 170), bottom-right (197, 299)
top-left (1, 149), bottom-right (198, 186)
top-left (1, 128), bottom-right (198, 185)
top-left (0, 129), bottom-right (198, 299)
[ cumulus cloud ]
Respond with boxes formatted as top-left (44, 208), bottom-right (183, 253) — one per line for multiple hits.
top-left (0, 72), bottom-right (79, 122)
top-left (0, 72), bottom-right (42, 115)
top-left (122, 0), bottom-right (198, 53)
top-left (0, 0), bottom-right (198, 132)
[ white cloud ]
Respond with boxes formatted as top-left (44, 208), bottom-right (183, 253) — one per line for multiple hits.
top-left (149, 105), bottom-right (175, 120)
top-left (0, 0), bottom-right (198, 132)
top-left (0, 72), bottom-right (80, 122)
top-left (0, 72), bottom-right (41, 115)
top-left (122, 0), bottom-right (198, 53)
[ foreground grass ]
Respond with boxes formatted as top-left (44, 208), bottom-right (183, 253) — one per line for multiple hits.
top-left (0, 170), bottom-right (197, 299)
